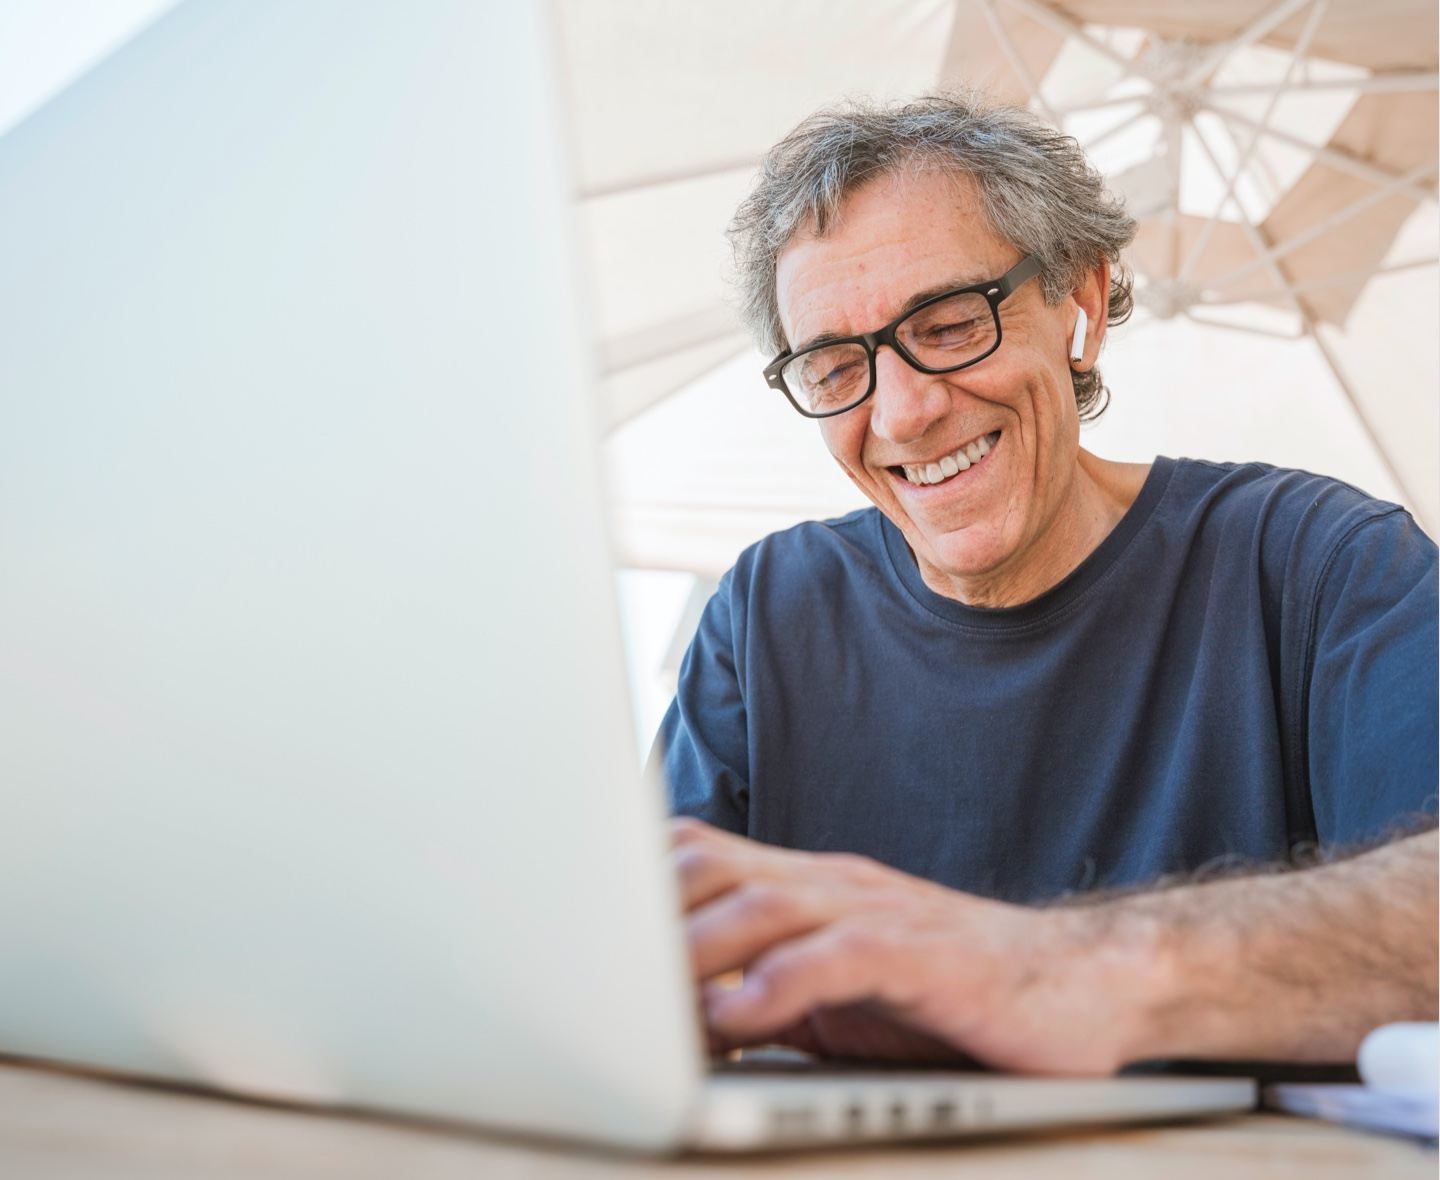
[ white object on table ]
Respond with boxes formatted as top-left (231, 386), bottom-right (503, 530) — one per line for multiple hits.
top-left (1266, 1023), bottom-right (1439, 1140)
top-left (1358, 1023), bottom-right (1439, 1094)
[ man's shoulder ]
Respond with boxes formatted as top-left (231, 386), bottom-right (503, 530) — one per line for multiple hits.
top-left (1167, 457), bottom-right (1416, 546)
top-left (1154, 458), bottom-right (1435, 613)
top-left (729, 506), bottom-right (886, 582)
top-left (708, 507), bottom-right (896, 629)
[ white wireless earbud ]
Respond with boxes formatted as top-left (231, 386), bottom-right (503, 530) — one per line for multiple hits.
top-left (1070, 308), bottom-right (1088, 363)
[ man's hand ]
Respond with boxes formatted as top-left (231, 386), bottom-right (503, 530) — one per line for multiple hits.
top-left (672, 817), bottom-right (1162, 1073)
top-left (672, 818), bottom-right (1438, 1073)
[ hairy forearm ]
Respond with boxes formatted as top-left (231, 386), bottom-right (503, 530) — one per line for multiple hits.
top-left (674, 817), bottom-right (1437, 1074)
top-left (1099, 828), bottom-right (1439, 1064)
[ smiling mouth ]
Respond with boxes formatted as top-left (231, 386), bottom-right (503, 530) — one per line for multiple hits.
top-left (889, 430), bottom-right (1002, 487)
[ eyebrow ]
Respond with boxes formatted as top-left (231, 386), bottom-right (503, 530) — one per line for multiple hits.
top-left (790, 272), bottom-right (997, 354)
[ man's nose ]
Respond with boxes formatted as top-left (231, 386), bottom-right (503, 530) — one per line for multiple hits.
top-left (867, 345), bottom-right (952, 445)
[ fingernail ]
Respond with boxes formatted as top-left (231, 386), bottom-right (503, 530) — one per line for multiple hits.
top-left (708, 975), bottom-right (763, 1021)
top-left (737, 974), bottom-right (765, 1001)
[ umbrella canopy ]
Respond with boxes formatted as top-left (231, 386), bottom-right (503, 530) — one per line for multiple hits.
top-left (1, 1), bottom-right (1433, 572)
top-left (561, 0), bottom-right (1439, 572)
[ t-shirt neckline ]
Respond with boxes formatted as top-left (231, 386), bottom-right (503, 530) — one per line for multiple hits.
top-left (877, 455), bottom-right (1177, 629)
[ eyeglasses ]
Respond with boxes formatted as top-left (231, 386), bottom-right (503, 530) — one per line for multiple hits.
top-left (763, 256), bottom-right (1043, 419)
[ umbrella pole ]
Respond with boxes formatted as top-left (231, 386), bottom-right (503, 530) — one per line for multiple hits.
top-left (1307, 327), bottom-right (1430, 534)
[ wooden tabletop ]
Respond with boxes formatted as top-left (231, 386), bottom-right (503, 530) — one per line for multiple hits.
top-left (0, 1060), bottom-right (1432, 1179)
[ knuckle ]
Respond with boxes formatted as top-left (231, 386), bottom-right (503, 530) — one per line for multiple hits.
top-left (828, 922), bottom-right (882, 961)
top-left (673, 842), bottom-right (717, 880)
top-left (674, 845), bottom-right (743, 908)
top-left (827, 851), bottom-right (886, 886)
top-left (733, 881), bottom-right (796, 925)
top-left (669, 816), bottom-right (708, 843)
top-left (830, 851), bottom-right (872, 877)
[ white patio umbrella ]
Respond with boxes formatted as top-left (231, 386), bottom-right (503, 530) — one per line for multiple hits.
top-left (1, 1), bottom-right (1430, 746)
top-left (559, 0), bottom-right (1439, 574)
top-left (4, 1), bottom-right (1431, 568)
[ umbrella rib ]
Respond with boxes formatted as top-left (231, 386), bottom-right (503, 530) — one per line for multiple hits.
top-left (1308, 328), bottom-right (1426, 528)
top-left (1179, 0), bottom-right (1316, 90)
top-left (1188, 118), bottom-right (1308, 330)
top-left (1162, 110), bottom-right (1183, 281)
top-left (978, 0), bottom-right (1060, 123)
top-left (998, 0), bottom-right (1155, 81)
top-left (1211, 71), bottom-right (1437, 97)
top-left (1199, 257), bottom-right (1439, 305)
top-left (601, 343), bottom-right (750, 434)
top-left (1185, 157), bottom-right (1428, 525)
top-left (1178, 0), bottom-right (1329, 285)
top-left (1205, 159), bottom-right (1440, 291)
top-left (597, 310), bottom-right (744, 376)
top-left (1206, 104), bottom-right (1438, 204)
top-left (579, 157), bottom-right (762, 200)
top-left (1053, 93), bottom-right (1149, 118)
top-left (1077, 105), bottom-right (1148, 154)
top-left (1182, 309), bottom-right (1305, 339)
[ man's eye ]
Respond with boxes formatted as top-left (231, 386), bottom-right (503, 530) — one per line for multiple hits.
top-left (920, 318), bottom-right (986, 344)
top-left (818, 359), bottom-right (864, 387)
top-left (800, 354), bottom-right (864, 393)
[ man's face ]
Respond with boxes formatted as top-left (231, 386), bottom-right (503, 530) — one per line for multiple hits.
top-left (775, 168), bottom-right (1090, 601)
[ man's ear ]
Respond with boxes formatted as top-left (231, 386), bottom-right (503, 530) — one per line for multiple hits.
top-left (1069, 259), bottom-right (1110, 372)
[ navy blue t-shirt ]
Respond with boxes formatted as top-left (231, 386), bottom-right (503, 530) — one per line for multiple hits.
top-left (656, 458), bottom-right (1438, 903)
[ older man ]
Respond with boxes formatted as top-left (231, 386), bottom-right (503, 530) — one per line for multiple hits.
top-left (656, 95), bottom-right (1438, 1073)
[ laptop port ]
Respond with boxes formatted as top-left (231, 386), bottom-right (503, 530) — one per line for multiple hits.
top-left (930, 1098), bottom-right (958, 1129)
top-left (844, 1103), bottom-right (865, 1137)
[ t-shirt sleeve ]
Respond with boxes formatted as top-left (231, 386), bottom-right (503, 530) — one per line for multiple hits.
top-left (648, 573), bottom-right (750, 833)
top-left (1306, 509), bottom-right (1439, 847)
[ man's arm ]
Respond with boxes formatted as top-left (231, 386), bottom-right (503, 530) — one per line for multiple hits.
top-left (654, 573), bottom-right (750, 833)
top-left (1123, 825), bottom-right (1437, 1062)
top-left (674, 819), bottom-right (1437, 1072)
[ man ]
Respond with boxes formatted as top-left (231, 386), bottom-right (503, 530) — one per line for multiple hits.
top-left (656, 94), bottom-right (1438, 1073)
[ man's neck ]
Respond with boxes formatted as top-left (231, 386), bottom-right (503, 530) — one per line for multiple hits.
top-left (918, 450), bottom-right (1152, 609)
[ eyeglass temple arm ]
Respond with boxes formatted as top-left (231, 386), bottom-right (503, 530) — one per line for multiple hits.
top-left (996, 255), bottom-right (1042, 297)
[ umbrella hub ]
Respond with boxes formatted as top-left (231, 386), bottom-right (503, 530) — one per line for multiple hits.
top-left (1146, 86), bottom-right (1203, 124)
top-left (1138, 36), bottom-right (1209, 123)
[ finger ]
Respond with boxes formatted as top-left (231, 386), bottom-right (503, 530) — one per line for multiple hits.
top-left (671, 830), bottom-right (818, 911)
top-left (801, 1003), bottom-right (968, 1063)
top-left (687, 880), bottom-right (834, 979)
top-left (669, 816), bottom-right (756, 850)
top-left (705, 923), bottom-right (892, 1044)
top-left (702, 1010), bottom-right (823, 1058)
top-left (668, 816), bottom-right (718, 847)
top-left (671, 839), bottom-right (754, 910)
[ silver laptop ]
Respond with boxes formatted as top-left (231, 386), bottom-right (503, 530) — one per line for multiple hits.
top-left (0, 0), bottom-right (1253, 1153)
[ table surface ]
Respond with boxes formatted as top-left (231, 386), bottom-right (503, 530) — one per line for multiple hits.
top-left (1, 1059), bottom-right (1433, 1179)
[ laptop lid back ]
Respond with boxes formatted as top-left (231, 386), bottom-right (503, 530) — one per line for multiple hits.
top-left (0, 0), bottom-right (701, 1152)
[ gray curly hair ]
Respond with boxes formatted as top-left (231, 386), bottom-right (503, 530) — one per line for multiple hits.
top-left (729, 92), bottom-right (1137, 420)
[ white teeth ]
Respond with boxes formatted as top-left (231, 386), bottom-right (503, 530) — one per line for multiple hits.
top-left (899, 431), bottom-right (1000, 486)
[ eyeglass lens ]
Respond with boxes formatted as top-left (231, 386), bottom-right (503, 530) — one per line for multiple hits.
top-left (780, 290), bottom-right (996, 415)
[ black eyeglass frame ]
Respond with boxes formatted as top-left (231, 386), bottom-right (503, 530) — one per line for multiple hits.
top-left (762, 255), bottom-right (1044, 419)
